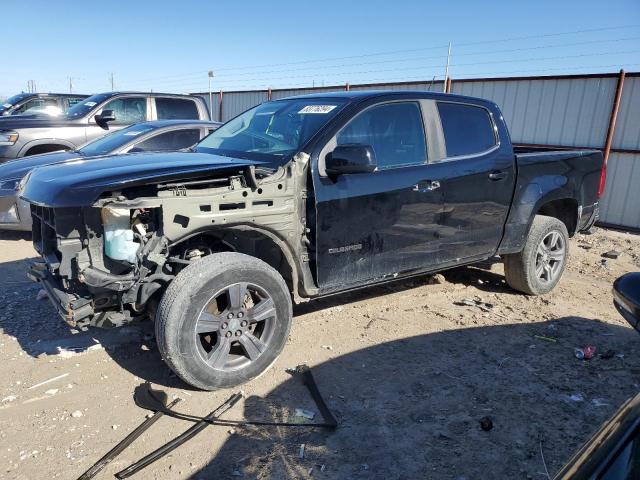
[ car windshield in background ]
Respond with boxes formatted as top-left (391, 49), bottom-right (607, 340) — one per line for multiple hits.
top-left (64, 92), bottom-right (114, 118)
top-left (1, 93), bottom-right (31, 112)
top-left (196, 99), bottom-right (347, 161)
top-left (79, 124), bottom-right (156, 156)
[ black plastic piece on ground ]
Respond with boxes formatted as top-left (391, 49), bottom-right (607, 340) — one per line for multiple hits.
top-left (115, 393), bottom-right (242, 479)
top-left (76, 398), bottom-right (180, 480)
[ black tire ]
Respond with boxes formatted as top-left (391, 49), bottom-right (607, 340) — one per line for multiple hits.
top-left (503, 215), bottom-right (569, 295)
top-left (156, 252), bottom-right (292, 390)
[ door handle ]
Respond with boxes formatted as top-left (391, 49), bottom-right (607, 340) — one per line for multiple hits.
top-left (488, 170), bottom-right (507, 181)
top-left (413, 180), bottom-right (440, 192)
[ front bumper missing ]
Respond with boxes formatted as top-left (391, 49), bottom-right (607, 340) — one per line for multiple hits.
top-left (28, 262), bottom-right (93, 327)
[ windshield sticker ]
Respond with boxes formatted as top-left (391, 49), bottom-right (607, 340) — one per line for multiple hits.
top-left (298, 105), bottom-right (337, 114)
top-left (2, 103), bottom-right (11, 108)
top-left (123, 131), bottom-right (146, 136)
top-left (84, 101), bottom-right (97, 107)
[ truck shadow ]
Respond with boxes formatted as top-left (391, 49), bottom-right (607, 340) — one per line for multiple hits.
top-left (188, 317), bottom-right (640, 480)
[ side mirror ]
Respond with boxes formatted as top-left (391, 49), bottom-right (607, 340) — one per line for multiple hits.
top-left (95, 109), bottom-right (116, 129)
top-left (325, 144), bottom-right (377, 176)
top-left (613, 272), bottom-right (640, 331)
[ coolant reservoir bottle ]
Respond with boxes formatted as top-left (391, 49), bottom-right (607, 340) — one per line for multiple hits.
top-left (101, 207), bottom-right (139, 264)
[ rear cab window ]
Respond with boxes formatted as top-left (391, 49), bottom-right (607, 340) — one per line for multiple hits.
top-left (436, 102), bottom-right (497, 158)
top-left (155, 97), bottom-right (199, 120)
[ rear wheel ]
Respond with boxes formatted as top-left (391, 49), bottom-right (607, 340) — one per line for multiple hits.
top-left (156, 252), bottom-right (292, 390)
top-left (503, 215), bottom-right (569, 295)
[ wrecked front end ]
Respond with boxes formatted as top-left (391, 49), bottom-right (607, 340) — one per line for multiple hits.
top-left (21, 151), bottom-right (310, 329)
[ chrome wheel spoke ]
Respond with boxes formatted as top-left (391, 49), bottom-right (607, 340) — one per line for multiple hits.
top-left (238, 332), bottom-right (267, 361)
top-left (536, 262), bottom-right (545, 279)
top-left (206, 336), bottom-right (231, 369)
top-left (543, 263), bottom-right (553, 281)
top-left (246, 297), bottom-right (276, 324)
top-left (196, 311), bottom-right (223, 334)
top-left (548, 248), bottom-right (565, 261)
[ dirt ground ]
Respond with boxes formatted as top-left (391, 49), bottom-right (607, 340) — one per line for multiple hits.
top-left (0, 227), bottom-right (639, 480)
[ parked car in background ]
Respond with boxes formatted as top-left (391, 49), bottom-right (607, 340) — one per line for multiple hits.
top-left (0, 93), bottom-right (88, 117)
top-left (20, 90), bottom-right (604, 390)
top-left (0, 92), bottom-right (210, 162)
top-left (0, 119), bottom-right (220, 231)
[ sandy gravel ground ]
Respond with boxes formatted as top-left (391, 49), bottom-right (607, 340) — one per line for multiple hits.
top-left (0, 227), bottom-right (639, 480)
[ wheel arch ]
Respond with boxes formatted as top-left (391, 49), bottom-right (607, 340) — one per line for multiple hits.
top-left (19, 139), bottom-right (76, 157)
top-left (169, 226), bottom-right (303, 302)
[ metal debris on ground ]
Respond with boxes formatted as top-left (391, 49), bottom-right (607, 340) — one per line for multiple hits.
top-left (479, 416), bottom-right (493, 431)
top-left (455, 297), bottom-right (494, 312)
top-left (602, 250), bottom-right (622, 259)
top-left (574, 346), bottom-right (596, 360)
top-left (299, 443), bottom-right (306, 459)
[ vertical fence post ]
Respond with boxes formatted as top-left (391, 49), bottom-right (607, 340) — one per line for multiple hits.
top-left (267, 88), bottom-right (272, 101)
top-left (345, 82), bottom-right (350, 91)
top-left (445, 77), bottom-right (452, 93)
top-left (603, 69), bottom-right (626, 167)
top-left (218, 90), bottom-right (224, 123)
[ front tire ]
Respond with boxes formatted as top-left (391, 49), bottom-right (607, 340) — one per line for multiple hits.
top-left (156, 252), bottom-right (292, 390)
top-left (503, 215), bottom-right (569, 295)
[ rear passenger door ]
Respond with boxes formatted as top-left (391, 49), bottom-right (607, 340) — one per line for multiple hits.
top-left (434, 101), bottom-right (515, 262)
top-left (314, 100), bottom-right (445, 289)
top-left (154, 97), bottom-right (201, 120)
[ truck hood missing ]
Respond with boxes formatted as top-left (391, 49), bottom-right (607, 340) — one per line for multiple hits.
top-left (19, 151), bottom-right (265, 207)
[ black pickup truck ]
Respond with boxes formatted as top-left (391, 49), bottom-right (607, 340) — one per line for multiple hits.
top-left (20, 90), bottom-right (604, 390)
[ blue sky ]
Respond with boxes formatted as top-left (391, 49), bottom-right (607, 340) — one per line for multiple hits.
top-left (2, 0), bottom-right (639, 96)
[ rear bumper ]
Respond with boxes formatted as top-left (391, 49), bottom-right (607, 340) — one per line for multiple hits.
top-left (27, 262), bottom-right (94, 327)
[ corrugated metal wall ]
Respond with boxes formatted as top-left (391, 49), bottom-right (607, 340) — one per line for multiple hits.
top-left (195, 72), bottom-right (640, 229)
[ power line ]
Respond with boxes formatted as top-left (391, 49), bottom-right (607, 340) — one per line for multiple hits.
top-left (132, 49), bottom-right (639, 91)
top-left (121, 35), bottom-right (640, 89)
top-left (119, 23), bottom-right (640, 86)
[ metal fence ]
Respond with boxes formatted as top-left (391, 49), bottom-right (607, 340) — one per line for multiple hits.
top-left (194, 71), bottom-right (640, 229)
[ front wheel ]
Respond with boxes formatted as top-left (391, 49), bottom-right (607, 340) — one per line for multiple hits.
top-left (503, 215), bottom-right (569, 295)
top-left (155, 252), bottom-right (292, 390)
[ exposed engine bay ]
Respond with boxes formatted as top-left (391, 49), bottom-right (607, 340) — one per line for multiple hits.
top-left (28, 154), bottom-right (312, 329)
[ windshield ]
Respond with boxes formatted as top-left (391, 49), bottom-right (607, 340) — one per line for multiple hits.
top-left (1, 93), bottom-right (31, 111)
top-left (196, 98), bottom-right (348, 161)
top-left (79, 123), bottom-right (156, 156)
top-left (64, 92), bottom-right (113, 119)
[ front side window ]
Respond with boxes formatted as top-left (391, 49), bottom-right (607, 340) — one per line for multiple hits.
top-left (155, 98), bottom-right (199, 120)
top-left (101, 97), bottom-right (147, 125)
top-left (133, 129), bottom-right (201, 151)
top-left (336, 102), bottom-right (427, 169)
top-left (437, 102), bottom-right (496, 158)
top-left (64, 92), bottom-right (114, 119)
top-left (196, 99), bottom-right (347, 162)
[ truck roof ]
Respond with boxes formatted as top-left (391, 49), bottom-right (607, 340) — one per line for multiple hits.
top-left (281, 89), bottom-right (497, 108)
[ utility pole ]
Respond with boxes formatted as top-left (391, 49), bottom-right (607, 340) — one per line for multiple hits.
top-left (109, 72), bottom-right (115, 91)
top-left (208, 70), bottom-right (214, 120)
top-left (443, 41), bottom-right (452, 93)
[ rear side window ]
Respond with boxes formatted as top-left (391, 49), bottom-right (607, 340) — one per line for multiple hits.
top-left (437, 102), bottom-right (496, 157)
top-left (156, 98), bottom-right (199, 120)
top-left (133, 129), bottom-right (201, 152)
top-left (337, 102), bottom-right (427, 169)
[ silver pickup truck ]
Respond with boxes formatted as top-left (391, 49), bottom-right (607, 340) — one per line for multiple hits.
top-left (0, 91), bottom-right (209, 162)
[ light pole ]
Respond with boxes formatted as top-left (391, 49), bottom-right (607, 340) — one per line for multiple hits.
top-left (208, 70), bottom-right (214, 120)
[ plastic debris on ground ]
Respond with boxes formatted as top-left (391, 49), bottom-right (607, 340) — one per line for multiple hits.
top-left (294, 408), bottom-right (316, 420)
top-left (574, 346), bottom-right (596, 360)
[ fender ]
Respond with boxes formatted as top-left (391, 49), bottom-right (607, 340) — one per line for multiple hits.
top-left (18, 138), bottom-right (77, 157)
